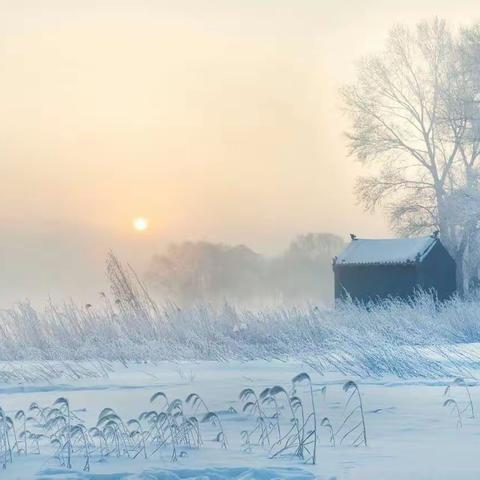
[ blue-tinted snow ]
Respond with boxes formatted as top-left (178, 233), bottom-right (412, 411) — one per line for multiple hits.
top-left (335, 236), bottom-right (436, 265)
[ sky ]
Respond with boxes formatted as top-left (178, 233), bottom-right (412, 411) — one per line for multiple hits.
top-left (1, 0), bottom-right (479, 305)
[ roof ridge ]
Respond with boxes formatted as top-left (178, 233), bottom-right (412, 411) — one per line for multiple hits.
top-left (349, 235), bottom-right (433, 241)
top-left (334, 236), bottom-right (438, 266)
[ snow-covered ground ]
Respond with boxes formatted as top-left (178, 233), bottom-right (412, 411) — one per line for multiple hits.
top-left (2, 359), bottom-right (480, 479)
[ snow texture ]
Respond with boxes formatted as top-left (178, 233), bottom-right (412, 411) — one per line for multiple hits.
top-left (3, 359), bottom-right (480, 479)
top-left (335, 236), bottom-right (437, 265)
top-left (36, 466), bottom-right (316, 479)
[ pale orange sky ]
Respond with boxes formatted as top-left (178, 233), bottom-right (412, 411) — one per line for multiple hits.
top-left (1, 0), bottom-right (479, 304)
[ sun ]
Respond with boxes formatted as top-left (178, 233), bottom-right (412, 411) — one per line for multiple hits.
top-left (133, 217), bottom-right (149, 232)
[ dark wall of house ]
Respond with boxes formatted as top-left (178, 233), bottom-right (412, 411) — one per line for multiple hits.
top-left (334, 264), bottom-right (418, 303)
top-left (333, 240), bottom-right (457, 304)
top-left (417, 241), bottom-right (456, 301)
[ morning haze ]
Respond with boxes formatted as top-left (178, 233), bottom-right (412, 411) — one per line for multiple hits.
top-left (0, 0), bottom-right (477, 304)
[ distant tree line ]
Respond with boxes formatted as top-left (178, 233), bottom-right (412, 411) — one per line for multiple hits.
top-left (145, 233), bottom-right (344, 305)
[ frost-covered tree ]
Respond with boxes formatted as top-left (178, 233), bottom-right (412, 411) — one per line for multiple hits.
top-left (285, 233), bottom-right (344, 260)
top-left (271, 233), bottom-right (344, 303)
top-left (145, 234), bottom-right (344, 305)
top-left (343, 18), bottom-right (480, 294)
top-left (145, 242), bottom-right (264, 304)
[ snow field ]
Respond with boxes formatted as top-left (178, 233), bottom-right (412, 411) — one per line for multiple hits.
top-left (1, 359), bottom-right (480, 479)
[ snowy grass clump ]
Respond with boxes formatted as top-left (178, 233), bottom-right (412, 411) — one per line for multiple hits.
top-left (1, 254), bottom-right (480, 378)
top-left (0, 372), bottom-right (362, 471)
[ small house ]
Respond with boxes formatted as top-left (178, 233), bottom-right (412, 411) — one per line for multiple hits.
top-left (332, 233), bottom-right (456, 303)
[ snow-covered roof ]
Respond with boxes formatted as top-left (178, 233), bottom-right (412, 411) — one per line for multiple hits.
top-left (335, 236), bottom-right (438, 266)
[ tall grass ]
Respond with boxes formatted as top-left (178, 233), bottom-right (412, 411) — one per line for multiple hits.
top-left (336, 381), bottom-right (367, 447)
top-left (1, 253), bottom-right (480, 378)
top-left (1, 371), bottom-right (348, 471)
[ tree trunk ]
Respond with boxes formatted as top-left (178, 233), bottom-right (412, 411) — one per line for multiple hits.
top-left (456, 253), bottom-right (465, 298)
top-left (436, 191), bottom-right (466, 296)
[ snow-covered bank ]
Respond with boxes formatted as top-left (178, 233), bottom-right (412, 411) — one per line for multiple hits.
top-left (4, 293), bottom-right (480, 378)
top-left (2, 359), bottom-right (480, 479)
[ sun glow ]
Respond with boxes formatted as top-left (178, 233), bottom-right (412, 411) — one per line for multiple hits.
top-left (133, 217), bottom-right (149, 232)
